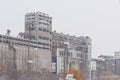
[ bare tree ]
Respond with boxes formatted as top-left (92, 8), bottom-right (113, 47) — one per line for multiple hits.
top-left (18, 68), bottom-right (56, 80)
top-left (0, 64), bottom-right (4, 77)
top-left (98, 71), bottom-right (120, 80)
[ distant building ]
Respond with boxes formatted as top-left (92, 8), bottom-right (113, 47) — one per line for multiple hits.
top-left (94, 55), bottom-right (120, 79)
top-left (92, 58), bottom-right (105, 80)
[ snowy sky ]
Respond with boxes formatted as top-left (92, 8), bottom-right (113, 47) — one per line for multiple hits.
top-left (0, 0), bottom-right (120, 57)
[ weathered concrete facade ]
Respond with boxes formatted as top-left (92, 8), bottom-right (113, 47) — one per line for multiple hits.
top-left (0, 11), bottom-right (92, 80)
top-left (25, 12), bottom-right (52, 51)
top-left (52, 31), bottom-right (92, 79)
top-left (0, 11), bottom-right (52, 73)
top-left (0, 34), bottom-right (51, 72)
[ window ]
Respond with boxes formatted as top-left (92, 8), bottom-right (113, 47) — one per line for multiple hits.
top-left (42, 42), bottom-right (45, 45)
top-left (39, 22), bottom-right (42, 24)
top-left (62, 51), bottom-right (64, 56)
top-left (39, 36), bottom-right (42, 39)
top-left (46, 44), bottom-right (49, 46)
top-left (32, 36), bottom-right (35, 39)
top-left (47, 30), bottom-right (49, 32)
top-left (70, 52), bottom-right (73, 57)
top-left (39, 28), bottom-right (42, 31)
top-left (38, 42), bottom-right (41, 45)
top-left (43, 29), bottom-right (46, 32)
top-left (50, 31), bottom-right (51, 34)
top-left (43, 37), bottom-right (49, 40)
top-left (59, 51), bottom-right (62, 56)
top-left (46, 37), bottom-right (49, 40)
top-left (39, 14), bottom-right (42, 17)
top-left (39, 18), bottom-right (42, 20)
top-left (43, 22), bottom-right (49, 26)
top-left (77, 53), bottom-right (81, 58)
top-left (39, 36), bottom-right (49, 41)
top-left (42, 47), bottom-right (48, 50)
top-left (30, 27), bottom-right (35, 30)
top-left (43, 37), bottom-right (46, 40)
top-left (40, 28), bottom-right (50, 33)
top-left (38, 47), bottom-right (41, 49)
top-left (32, 18), bottom-right (35, 19)
top-left (50, 39), bottom-right (51, 42)
top-left (27, 18), bottom-right (31, 20)
top-left (49, 21), bottom-right (52, 24)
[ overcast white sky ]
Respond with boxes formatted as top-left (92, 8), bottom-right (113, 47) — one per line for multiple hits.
top-left (0, 0), bottom-right (120, 57)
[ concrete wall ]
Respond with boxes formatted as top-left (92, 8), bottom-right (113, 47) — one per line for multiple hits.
top-left (0, 41), bottom-right (51, 72)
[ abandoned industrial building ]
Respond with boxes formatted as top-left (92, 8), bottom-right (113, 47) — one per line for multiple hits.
top-left (0, 11), bottom-right (91, 80)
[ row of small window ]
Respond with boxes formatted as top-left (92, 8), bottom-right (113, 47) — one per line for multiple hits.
top-left (27, 18), bottom-right (35, 20)
top-left (0, 36), bottom-right (50, 47)
top-left (59, 51), bottom-right (73, 57)
top-left (52, 56), bottom-right (57, 62)
top-left (39, 36), bottom-right (50, 41)
top-left (39, 18), bottom-right (52, 23)
top-left (0, 40), bottom-right (49, 50)
top-left (26, 14), bottom-right (35, 17)
top-left (77, 54), bottom-right (81, 58)
top-left (0, 36), bottom-right (35, 43)
top-left (38, 42), bottom-right (50, 46)
top-left (27, 17), bottom-right (51, 23)
top-left (29, 27), bottom-right (51, 34)
top-left (39, 28), bottom-right (50, 33)
top-left (38, 15), bottom-right (51, 20)
top-left (29, 27), bottom-right (35, 30)
top-left (39, 22), bottom-right (50, 26)
top-left (59, 51), bottom-right (81, 58)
